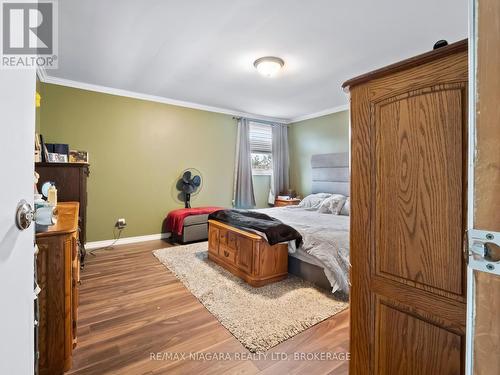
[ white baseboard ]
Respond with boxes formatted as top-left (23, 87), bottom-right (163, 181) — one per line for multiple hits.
top-left (85, 233), bottom-right (171, 250)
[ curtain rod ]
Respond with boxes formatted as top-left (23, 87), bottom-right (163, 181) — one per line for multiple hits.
top-left (232, 116), bottom-right (285, 126)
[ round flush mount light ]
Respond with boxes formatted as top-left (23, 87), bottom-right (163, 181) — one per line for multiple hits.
top-left (253, 56), bottom-right (284, 77)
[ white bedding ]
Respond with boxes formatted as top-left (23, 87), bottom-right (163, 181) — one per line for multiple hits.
top-left (255, 206), bottom-right (350, 294)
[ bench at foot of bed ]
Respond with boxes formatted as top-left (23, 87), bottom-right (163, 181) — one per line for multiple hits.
top-left (207, 220), bottom-right (288, 287)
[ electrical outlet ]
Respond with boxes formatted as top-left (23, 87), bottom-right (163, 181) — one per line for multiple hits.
top-left (116, 218), bottom-right (127, 229)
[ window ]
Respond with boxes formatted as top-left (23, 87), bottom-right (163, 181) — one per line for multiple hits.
top-left (249, 122), bottom-right (272, 175)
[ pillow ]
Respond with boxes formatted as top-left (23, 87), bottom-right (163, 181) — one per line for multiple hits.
top-left (298, 193), bottom-right (332, 210)
top-left (340, 197), bottom-right (350, 216)
top-left (318, 194), bottom-right (347, 214)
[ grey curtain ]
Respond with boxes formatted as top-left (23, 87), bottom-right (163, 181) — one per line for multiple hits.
top-left (233, 118), bottom-right (256, 208)
top-left (271, 124), bottom-right (290, 201)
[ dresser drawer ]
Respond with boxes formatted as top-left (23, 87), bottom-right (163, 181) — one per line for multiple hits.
top-left (219, 245), bottom-right (236, 264)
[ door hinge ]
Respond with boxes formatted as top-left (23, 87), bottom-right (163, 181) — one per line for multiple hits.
top-left (467, 229), bottom-right (500, 275)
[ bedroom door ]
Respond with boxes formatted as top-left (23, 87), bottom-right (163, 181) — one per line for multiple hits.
top-left (345, 40), bottom-right (468, 375)
top-left (0, 69), bottom-right (36, 373)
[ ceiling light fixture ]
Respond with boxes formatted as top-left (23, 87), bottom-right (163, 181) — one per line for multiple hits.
top-left (253, 56), bottom-right (284, 77)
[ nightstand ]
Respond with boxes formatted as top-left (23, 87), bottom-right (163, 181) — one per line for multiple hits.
top-left (274, 198), bottom-right (301, 207)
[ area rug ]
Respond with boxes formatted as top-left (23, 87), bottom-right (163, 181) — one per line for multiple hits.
top-left (153, 242), bottom-right (348, 352)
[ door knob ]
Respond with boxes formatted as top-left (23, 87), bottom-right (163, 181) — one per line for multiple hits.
top-left (15, 200), bottom-right (34, 230)
top-left (484, 242), bottom-right (500, 262)
top-left (15, 199), bottom-right (57, 230)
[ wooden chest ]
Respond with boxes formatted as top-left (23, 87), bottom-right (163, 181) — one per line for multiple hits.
top-left (207, 220), bottom-right (288, 287)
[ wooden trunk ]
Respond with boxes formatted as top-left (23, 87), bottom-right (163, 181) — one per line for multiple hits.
top-left (36, 202), bottom-right (80, 375)
top-left (344, 40), bottom-right (468, 375)
top-left (207, 220), bottom-right (288, 287)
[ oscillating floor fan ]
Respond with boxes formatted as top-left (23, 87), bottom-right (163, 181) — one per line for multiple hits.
top-left (176, 168), bottom-right (203, 208)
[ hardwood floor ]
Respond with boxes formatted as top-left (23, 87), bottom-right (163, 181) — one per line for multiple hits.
top-left (67, 240), bottom-right (349, 375)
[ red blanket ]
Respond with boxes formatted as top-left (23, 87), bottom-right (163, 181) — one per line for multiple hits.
top-left (166, 207), bottom-right (223, 236)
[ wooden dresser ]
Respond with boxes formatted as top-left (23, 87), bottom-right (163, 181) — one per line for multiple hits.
top-left (208, 220), bottom-right (288, 286)
top-left (345, 40), bottom-right (468, 374)
top-left (274, 198), bottom-right (301, 207)
top-left (35, 163), bottom-right (90, 246)
top-left (36, 202), bottom-right (80, 375)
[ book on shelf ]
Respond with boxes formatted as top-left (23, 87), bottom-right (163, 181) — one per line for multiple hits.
top-left (39, 134), bottom-right (49, 162)
top-left (45, 143), bottom-right (69, 157)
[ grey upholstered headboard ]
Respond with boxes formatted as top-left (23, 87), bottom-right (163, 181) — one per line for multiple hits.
top-left (311, 152), bottom-right (350, 196)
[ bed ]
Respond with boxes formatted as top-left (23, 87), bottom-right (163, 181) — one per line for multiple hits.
top-left (257, 205), bottom-right (349, 293)
top-left (207, 152), bottom-right (350, 293)
top-left (257, 152), bottom-right (350, 294)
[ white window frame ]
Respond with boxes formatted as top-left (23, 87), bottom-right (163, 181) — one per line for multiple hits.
top-left (249, 121), bottom-right (273, 176)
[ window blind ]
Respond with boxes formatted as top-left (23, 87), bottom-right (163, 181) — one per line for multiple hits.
top-left (249, 122), bottom-right (272, 154)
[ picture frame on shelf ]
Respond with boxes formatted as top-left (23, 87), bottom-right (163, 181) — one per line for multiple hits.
top-left (47, 153), bottom-right (68, 163)
top-left (69, 150), bottom-right (89, 163)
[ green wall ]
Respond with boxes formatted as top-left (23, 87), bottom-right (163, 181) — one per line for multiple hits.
top-left (288, 111), bottom-right (349, 197)
top-left (35, 78), bottom-right (41, 133)
top-left (39, 83), bottom-right (245, 241)
top-left (38, 83), bottom-right (348, 241)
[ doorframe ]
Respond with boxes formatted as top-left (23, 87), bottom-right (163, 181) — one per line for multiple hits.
top-left (465, 0), bottom-right (477, 373)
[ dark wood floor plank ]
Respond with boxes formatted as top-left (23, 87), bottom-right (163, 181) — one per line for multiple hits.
top-left (67, 240), bottom-right (349, 375)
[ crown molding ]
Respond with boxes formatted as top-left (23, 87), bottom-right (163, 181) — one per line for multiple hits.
top-left (38, 73), bottom-right (350, 124)
top-left (39, 74), bottom-right (291, 124)
top-left (36, 67), bottom-right (47, 81)
top-left (289, 104), bottom-right (349, 124)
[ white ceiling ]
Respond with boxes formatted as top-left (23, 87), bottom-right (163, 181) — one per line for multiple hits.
top-left (49, 0), bottom-right (468, 122)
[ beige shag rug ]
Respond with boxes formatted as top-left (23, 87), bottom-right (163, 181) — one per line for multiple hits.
top-left (153, 242), bottom-right (348, 352)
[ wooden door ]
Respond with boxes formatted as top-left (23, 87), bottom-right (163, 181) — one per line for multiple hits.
top-left (467, 0), bottom-right (500, 373)
top-left (0, 69), bottom-right (36, 374)
top-left (347, 41), bottom-right (468, 375)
